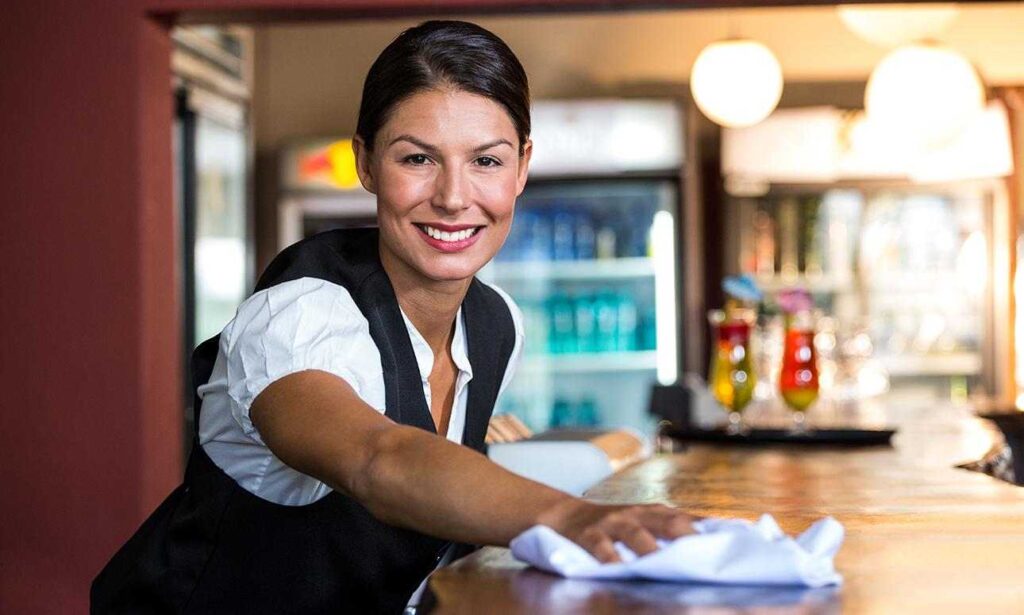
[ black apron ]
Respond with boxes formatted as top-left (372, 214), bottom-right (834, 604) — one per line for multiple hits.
top-left (91, 228), bottom-right (516, 614)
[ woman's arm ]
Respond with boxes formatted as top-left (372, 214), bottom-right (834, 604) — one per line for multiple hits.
top-left (251, 369), bottom-right (696, 562)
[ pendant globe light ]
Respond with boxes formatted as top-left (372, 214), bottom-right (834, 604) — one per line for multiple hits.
top-left (837, 3), bottom-right (959, 48)
top-left (690, 39), bottom-right (783, 128)
top-left (865, 41), bottom-right (984, 149)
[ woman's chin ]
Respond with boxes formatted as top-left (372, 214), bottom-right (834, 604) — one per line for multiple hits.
top-left (420, 263), bottom-right (484, 283)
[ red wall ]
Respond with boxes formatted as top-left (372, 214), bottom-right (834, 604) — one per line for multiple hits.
top-left (0, 2), bottom-right (181, 612)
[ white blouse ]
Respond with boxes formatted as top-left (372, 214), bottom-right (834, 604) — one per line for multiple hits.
top-left (196, 276), bottom-right (524, 506)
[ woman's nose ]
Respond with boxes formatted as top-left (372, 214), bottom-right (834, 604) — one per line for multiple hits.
top-left (432, 165), bottom-right (469, 213)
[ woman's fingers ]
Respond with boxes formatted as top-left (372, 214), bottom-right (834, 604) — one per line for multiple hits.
top-left (578, 528), bottom-right (622, 564)
top-left (547, 501), bottom-right (701, 563)
top-left (639, 506), bottom-right (699, 540)
top-left (607, 519), bottom-right (660, 557)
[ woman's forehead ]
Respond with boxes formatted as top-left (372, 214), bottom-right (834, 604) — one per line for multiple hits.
top-left (379, 88), bottom-right (519, 147)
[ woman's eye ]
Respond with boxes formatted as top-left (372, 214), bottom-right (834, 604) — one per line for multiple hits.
top-left (475, 156), bottom-right (502, 167)
top-left (403, 154), bottom-right (431, 165)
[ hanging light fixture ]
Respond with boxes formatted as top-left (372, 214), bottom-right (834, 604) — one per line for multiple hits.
top-left (837, 3), bottom-right (960, 48)
top-left (690, 39), bottom-right (783, 128)
top-left (865, 41), bottom-right (985, 149)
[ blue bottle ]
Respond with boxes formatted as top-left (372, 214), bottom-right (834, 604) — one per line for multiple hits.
top-left (551, 207), bottom-right (576, 261)
top-left (573, 293), bottom-right (596, 353)
top-left (523, 209), bottom-right (552, 261)
top-left (576, 397), bottom-right (600, 427)
top-left (639, 302), bottom-right (657, 351)
top-left (574, 210), bottom-right (596, 260)
top-left (550, 397), bottom-right (573, 428)
top-left (593, 291), bottom-right (618, 353)
top-left (548, 292), bottom-right (575, 354)
top-left (614, 293), bottom-right (637, 351)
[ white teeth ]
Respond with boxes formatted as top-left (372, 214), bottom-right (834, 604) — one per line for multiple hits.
top-left (421, 225), bottom-right (478, 242)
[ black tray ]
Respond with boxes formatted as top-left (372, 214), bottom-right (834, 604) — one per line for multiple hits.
top-left (662, 425), bottom-right (897, 446)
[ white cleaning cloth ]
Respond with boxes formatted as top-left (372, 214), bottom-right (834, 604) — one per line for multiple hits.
top-left (510, 514), bottom-right (843, 587)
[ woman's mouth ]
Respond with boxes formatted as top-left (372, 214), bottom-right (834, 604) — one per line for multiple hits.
top-left (414, 223), bottom-right (484, 253)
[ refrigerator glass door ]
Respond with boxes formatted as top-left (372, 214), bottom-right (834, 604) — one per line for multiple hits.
top-left (480, 179), bottom-right (679, 434)
top-left (192, 115), bottom-right (249, 346)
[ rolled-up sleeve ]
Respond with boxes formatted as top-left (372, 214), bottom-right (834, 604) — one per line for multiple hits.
top-left (220, 276), bottom-right (385, 443)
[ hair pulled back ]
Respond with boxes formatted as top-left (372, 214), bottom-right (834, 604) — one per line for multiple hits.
top-left (356, 20), bottom-right (531, 155)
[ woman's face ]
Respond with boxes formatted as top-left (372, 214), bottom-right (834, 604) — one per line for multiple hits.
top-left (355, 88), bottom-right (531, 285)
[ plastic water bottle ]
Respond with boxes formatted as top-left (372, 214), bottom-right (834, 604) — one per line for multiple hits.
top-left (523, 209), bottom-right (552, 261)
top-left (576, 397), bottom-right (599, 426)
top-left (551, 207), bottom-right (576, 261)
top-left (639, 303), bottom-right (657, 351)
top-left (574, 210), bottom-right (596, 260)
top-left (548, 292), bottom-right (575, 354)
top-left (616, 293), bottom-right (638, 351)
top-left (596, 225), bottom-right (617, 260)
top-left (574, 293), bottom-right (596, 353)
top-left (593, 291), bottom-right (618, 353)
top-left (550, 397), bottom-right (573, 428)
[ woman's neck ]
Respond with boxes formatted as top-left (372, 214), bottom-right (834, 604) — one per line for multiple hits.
top-left (380, 245), bottom-right (471, 355)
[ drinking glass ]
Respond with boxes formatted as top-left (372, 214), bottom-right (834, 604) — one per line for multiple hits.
top-left (780, 310), bottom-right (819, 432)
top-left (708, 308), bottom-right (757, 434)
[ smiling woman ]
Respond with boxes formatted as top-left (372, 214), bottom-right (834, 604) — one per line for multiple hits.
top-left (91, 20), bottom-right (699, 615)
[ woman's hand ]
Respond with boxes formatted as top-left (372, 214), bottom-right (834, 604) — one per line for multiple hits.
top-left (536, 498), bottom-right (699, 563)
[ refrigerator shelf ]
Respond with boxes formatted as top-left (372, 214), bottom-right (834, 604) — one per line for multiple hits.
top-left (486, 257), bottom-right (654, 281)
top-left (520, 350), bottom-right (658, 373)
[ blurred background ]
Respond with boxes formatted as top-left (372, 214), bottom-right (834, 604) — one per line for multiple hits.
top-left (4, 2), bottom-right (1024, 612)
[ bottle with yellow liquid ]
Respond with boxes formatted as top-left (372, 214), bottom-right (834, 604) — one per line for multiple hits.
top-left (708, 305), bottom-right (756, 434)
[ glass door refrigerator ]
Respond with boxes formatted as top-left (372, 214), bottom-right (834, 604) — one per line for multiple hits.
top-left (479, 100), bottom-right (686, 434)
top-left (173, 26), bottom-right (254, 451)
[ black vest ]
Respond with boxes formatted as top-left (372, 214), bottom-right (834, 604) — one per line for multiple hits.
top-left (91, 228), bottom-right (516, 614)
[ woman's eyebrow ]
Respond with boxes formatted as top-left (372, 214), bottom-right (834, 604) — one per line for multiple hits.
top-left (473, 138), bottom-right (513, 152)
top-left (386, 135), bottom-right (513, 153)
top-left (388, 135), bottom-right (438, 152)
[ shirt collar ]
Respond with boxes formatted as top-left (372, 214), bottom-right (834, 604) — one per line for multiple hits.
top-left (400, 307), bottom-right (473, 383)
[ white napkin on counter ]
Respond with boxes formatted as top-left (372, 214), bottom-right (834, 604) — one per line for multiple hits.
top-left (510, 514), bottom-right (843, 587)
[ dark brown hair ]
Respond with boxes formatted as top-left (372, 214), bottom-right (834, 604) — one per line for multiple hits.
top-left (356, 20), bottom-right (531, 154)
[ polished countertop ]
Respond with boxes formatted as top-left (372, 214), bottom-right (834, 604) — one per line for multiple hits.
top-left (428, 404), bottom-right (1024, 613)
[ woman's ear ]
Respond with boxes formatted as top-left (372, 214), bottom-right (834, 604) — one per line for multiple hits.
top-left (352, 136), bottom-right (376, 194)
top-left (515, 138), bottom-right (533, 196)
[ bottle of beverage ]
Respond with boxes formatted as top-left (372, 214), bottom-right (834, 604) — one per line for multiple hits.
top-left (593, 291), bottom-right (618, 353)
top-left (576, 397), bottom-right (599, 427)
top-left (574, 292), bottom-right (596, 353)
top-left (640, 302), bottom-right (657, 351)
top-left (616, 292), bottom-right (638, 351)
top-left (574, 210), bottom-right (596, 260)
top-left (596, 225), bottom-right (617, 260)
top-left (523, 208), bottom-right (552, 261)
top-left (550, 397), bottom-right (573, 428)
top-left (548, 291), bottom-right (575, 354)
top-left (551, 207), bottom-right (576, 261)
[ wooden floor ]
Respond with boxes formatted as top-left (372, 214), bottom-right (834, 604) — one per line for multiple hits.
top-left (428, 404), bottom-right (1024, 613)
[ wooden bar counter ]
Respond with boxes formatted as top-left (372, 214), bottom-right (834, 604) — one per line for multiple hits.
top-left (428, 405), bottom-right (1024, 613)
